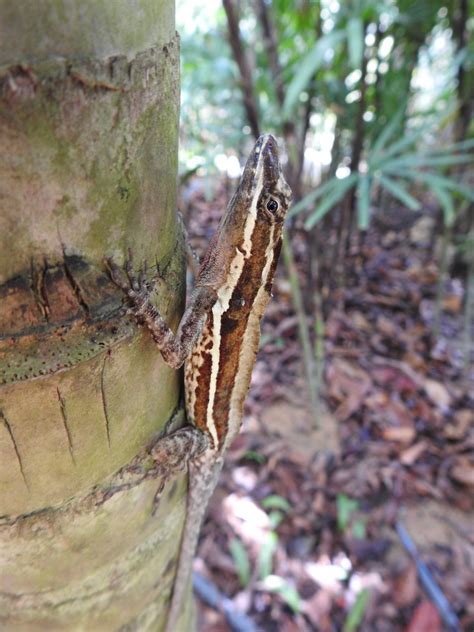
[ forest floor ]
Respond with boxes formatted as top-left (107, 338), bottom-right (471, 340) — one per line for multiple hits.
top-left (181, 180), bottom-right (473, 632)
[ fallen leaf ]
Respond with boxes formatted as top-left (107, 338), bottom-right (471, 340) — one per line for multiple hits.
top-left (394, 563), bottom-right (419, 607)
top-left (376, 314), bottom-right (398, 337)
top-left (351, 310), bottom-right (372, 331)
top-left (443, 409), bottom-right (473, 440)
top-left (382, 426), bottom-right (416, 444)
top-left (400, 441), bottom-right (427, 466)
top-left (303, 588), bottom-right (334, 631)
top-left (423, 379), bottom-right (451, 409)
top-left (404, 600), bottom-right (441, 632)
top-left (442, 293), bottom-right (462, 313)
top-left (384, 396), bottom-right (416, 429)
top-left (327, 359), bottom-right (372, 422)
top-left (450, 458), bottom-right (474, 488)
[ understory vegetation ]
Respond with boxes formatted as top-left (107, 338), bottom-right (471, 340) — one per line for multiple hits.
top-left (177, 1), bottom-right (473, 630)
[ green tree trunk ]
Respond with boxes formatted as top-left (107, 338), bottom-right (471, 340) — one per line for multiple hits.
top-left (0, 1), bottom-right (192, 629)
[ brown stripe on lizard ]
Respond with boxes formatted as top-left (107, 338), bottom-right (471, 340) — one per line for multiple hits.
top-left (107, 134), bottom-right (292, 631)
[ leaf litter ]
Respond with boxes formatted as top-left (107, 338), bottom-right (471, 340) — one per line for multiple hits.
top-left (182, 183), bottom-right (473, 631)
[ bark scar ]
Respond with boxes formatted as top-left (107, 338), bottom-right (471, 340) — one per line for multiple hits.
top-left (0, 411), bottom-right (29, 490)
top-left (56, 388), bottom-right (76, 465)
top-left (100, 352), bottom-right (112, 448)
top-left (62, 249), bottom-right (90, 317)
top-left (29, 257), bottom-right (50, 321)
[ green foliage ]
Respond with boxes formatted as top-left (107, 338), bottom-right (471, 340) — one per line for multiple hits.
top-left (336, 494), bottom-right (359, 532)
top-left (261, 494), bottom-right (292, 513)
top-left (229, 538), bottom-right (251, 587)
top-left (178, 0), bottom-right (472, 236)
top-left (343, 588), bottom-right (371, 631)
top-left (243, 450), bottom-right (266, 464)
top-left (261, 575), bottom-right (302, 613)
top-left (283, 29), bottom-right (346, 119)
top-left (258, 531), bottom-right (278, 580)
top-left (292, 115), bottom-right (474, 230)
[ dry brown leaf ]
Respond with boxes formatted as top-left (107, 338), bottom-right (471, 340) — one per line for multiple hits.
top-left (382, 426), bottom-right (416, 443)
top-left (400, 441), bottom-right (427, 465)
top-left (442, 293), bottom-right (462, 313)
top-left (393, 563), bottom-right (419, 607)
top-left (450, 457), bottom-right (474, 488)
top-left (376, 314), bottom-right (398, 337)
top-left (385, 396), bottom-right (416, 429)
top-left (327, 359), bottom-right (372, 422)
top-left (404, 600), bottom-right (441, 632)
top-left (423, 379), bottom-right (452, 409)
top-left (302, 588), bottom-right (334, 631)
top-left (444, 409), bottom-right (473, 440)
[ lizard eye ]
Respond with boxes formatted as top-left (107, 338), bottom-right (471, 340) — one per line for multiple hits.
top-left (266, 198), bottom-right (279, 213)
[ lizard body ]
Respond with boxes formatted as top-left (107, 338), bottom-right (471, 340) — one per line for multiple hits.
top-left (108, 134), bottom-right (291, 630)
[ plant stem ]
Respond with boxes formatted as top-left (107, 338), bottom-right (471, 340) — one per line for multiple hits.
top-left (281, 231), bottom-right (320, 427)
top-left (433, 222), bottom-right (452, 339)
top-left (463, 217), bottom-right (474, 384)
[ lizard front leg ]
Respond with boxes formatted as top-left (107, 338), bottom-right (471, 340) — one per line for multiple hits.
top-left (107, 253), bottom-right (215, 369)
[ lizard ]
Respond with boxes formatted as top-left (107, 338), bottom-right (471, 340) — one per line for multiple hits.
top-left (108, 133), bottom-right (292, 631)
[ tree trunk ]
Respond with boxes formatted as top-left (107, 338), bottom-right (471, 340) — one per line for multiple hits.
top-left (0, 1), bottom-right (191, 630)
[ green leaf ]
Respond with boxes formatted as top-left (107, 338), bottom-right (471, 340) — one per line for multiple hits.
top-left (432, 138), bottom-right (474, 153)
top-left (390, 169), bottom-right (474, 201)
top-left (343, 588), bottom-right (370, 631)
top-left (380, 153), bottom-right (473, 171)
top-left (337, 494), bottom-right (359, 531)
top-left (378, 175), bottom-right (421, 211)
top-left (431, 184), bottom-right (455, 227)
top-left (347, 17), bottom-right (364, 68)
top-left (269, 510), bottom-right (285, 529)
top-left (261, 495), bottom-right (292, 513)
top-left (229, 538), bottom-right (251, 588)
top-left (370, 127), bottom-right (426, 167)
top-left (370, 107), bottom-right (405, 157)
top-left (352, 518), bottom-right (367, 539)
top-left (356, 175), bottom-right (371, 230)
top-left (289, 177), bottom-right (340, 218)
top-left (261, 575), bottom-right (301, 613)
top-left (258, 532), bottom-right (278, 580)
top-left (305, 173), bottom-right (359, 229)
top-left (243, 450), bottom-right (266, 464)
top-left (283, 30), bottom-right (346, 119)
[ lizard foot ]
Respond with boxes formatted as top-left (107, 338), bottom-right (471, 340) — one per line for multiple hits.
top-left (106, 249), bottom-right (156, 316)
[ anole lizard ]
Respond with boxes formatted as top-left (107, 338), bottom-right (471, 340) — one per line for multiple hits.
top-left (108, 134), bottom-right (291, 631)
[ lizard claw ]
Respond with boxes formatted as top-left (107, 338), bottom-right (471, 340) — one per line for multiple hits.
top-left (106, 257), bottom-right (131, 293)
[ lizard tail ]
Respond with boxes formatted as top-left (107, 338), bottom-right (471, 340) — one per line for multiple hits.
top-left (164, 456), bottom-right (224, 632)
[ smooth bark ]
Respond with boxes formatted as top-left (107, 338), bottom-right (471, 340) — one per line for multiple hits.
top-left (0, 1), bottom-right (191, 629)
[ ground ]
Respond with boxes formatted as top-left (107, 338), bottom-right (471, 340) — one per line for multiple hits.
top-left (182, 181), bottom-right (473, 632)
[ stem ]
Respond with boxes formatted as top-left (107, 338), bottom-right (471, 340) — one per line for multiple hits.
top-left (463, 218), bottom-right (474, 383)
top-left (433, 222), bottom-right (452, 339)
top-left (281, 231), bottom-right (320, 427)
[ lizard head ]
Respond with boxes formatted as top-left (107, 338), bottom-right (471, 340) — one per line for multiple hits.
top-left (198, 135), bottom-right (292, 290)
top-left (218, 134), bottom-right (292, 254)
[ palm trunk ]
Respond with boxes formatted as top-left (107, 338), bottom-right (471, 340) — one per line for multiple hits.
top-left (0, 1), bottom-right (190, 630)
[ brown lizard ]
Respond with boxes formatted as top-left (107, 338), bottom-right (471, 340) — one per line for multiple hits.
top-left (108, 133), bottom-right (291, 630)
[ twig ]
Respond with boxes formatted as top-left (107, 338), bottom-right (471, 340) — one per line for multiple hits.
top-left (193, 571), bottom-right (262, 632)
top-left (395, 521), bottom-right (461, 632)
